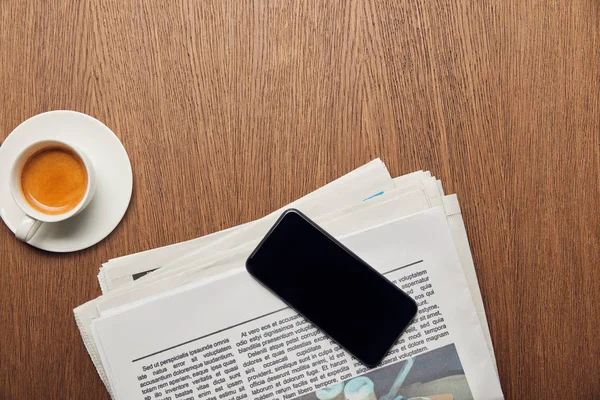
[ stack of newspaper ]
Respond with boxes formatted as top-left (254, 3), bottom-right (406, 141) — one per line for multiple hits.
top-left (75, 159), bottom-right (504, 400)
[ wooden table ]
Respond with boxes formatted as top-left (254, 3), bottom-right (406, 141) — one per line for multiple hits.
top-left (0, 1), bottom-right (598, 398)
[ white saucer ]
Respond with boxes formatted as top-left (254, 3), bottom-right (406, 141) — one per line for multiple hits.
top-left (0, 111), bottom-right (133, 252)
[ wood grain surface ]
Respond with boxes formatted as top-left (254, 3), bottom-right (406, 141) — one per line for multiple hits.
top-left (0, 1), bottom-right (598, 398)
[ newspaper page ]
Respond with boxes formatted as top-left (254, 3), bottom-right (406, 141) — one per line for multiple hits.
top-left (91, 208), bottom-right (502, 400)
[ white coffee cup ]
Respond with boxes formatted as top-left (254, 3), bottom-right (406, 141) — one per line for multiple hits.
top-left (9, 140), bottom-right (96, 242)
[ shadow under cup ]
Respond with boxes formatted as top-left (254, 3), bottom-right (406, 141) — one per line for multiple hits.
top-left (9, 140), bottom-right (96, 223)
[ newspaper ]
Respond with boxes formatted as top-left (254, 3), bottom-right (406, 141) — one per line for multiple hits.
top-left (75, 160), bottom-right (500, 399)
top-left (91, 208), bottom-right (502, 399)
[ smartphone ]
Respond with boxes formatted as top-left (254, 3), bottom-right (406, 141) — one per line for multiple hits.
top-left (246, 209), bottom-right (418, 367)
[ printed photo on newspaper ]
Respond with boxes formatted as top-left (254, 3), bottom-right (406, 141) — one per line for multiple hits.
top-left (90, 208), bottom-right (503, 400)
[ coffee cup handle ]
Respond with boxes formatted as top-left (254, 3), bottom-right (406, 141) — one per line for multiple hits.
top-left (15, 215), bottom-right (43, 242)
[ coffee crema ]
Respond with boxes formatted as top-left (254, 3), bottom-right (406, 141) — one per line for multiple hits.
top-left (20, 147), bottom-right (88, 215)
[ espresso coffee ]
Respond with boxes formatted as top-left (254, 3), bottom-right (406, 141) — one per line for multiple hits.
top-left (20, 147), bottom-right (88, 215)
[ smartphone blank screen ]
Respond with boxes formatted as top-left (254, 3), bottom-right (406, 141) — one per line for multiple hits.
top-left (246, 209), bottom-right (418, 367)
